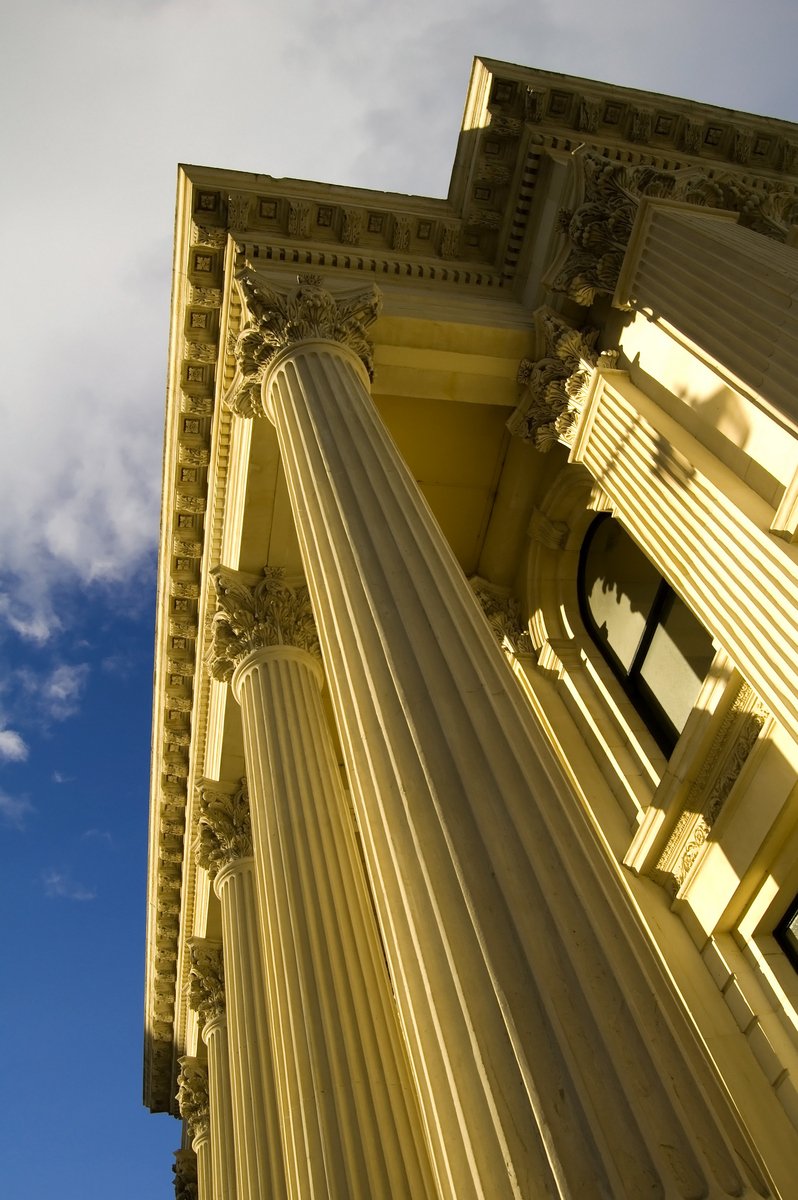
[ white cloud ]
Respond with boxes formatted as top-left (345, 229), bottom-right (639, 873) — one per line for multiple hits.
top-left (0, 729), bottom-right (28, 762)
top-left (15, 663), bottom-right (90, 723)
top-left (41, 870), bottom-right (96, 902)
top-left (82, 828), bottom-right (114, 845)
top-left (0, 790), bottom-right (34, 829)
top-left (0, 0), bottom-right (796, 641)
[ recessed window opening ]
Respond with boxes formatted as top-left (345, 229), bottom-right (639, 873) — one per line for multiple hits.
top-left (775, 896), bottom-right (798, 973)
top-left (578, 515), bottom-right (717, 755)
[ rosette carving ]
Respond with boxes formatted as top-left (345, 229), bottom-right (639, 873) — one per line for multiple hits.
top-left (207, 565), bottom-right (320, 681)
top-left (196, 778), bottom-right (253, 877)
top-left (507, 308), bottom-right (600, 452)
top-left (176, 1058), bottom-right (209, 1141)
top-left (187, 940), bottom-right (225, 1027)
top-left (552, 151), bottom-right (798, 305)
top-left (227, 270), bottom-right (382, 418)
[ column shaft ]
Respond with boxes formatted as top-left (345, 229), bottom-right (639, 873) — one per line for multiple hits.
top-left (233, 644), bottom-right (435, 1199)
top-left (215, 858), bottom-right (285, 1200)
top-left (618, 202), bottom-right (798, 432)
top-left (261, 338), bottom-right (768, 1199)
top-left (194, 1134), bottom-right (212, 1200)
top-left (203, 1016), bottom-right (238, 1200)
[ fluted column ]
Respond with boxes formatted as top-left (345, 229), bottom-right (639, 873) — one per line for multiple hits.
top-left (177, 1058), bottom-right (212, 1200)
top-left (207, 569), bottom-right (435, 1199)
top-left (196, 781), bottom-right (285, 1200)
top-left (615, 198), bottom-right (798, 432)
top-left (220, 271), bottom-right (771, 1199)
top-left (187, 941), bottom-right (237, 1200)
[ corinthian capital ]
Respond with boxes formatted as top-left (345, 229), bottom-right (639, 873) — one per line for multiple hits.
top-left (227, 269), bottom-right (382, 417)
top-left (176, 1057), bottom-right (209, 1141)
top-left (196, 778), bottom-right (253, 877)
top-left (507, 307), bottom-right (600, 452)
top-left (173, 1150), bottom-right (198, 1200)
top-left (207, 565), bottom-right (320, 682)
top-left (187, 939), bottom-right (225, 1028)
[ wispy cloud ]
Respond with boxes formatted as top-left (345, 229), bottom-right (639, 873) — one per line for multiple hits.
top-left (0, 728), bottom-right (28, 762)
top-left (0, 790), bottom-right (34, 830)
top-left (41, 870), bottom-right (96, 902)
top-left (82, 828), bottom-right (113, 846)
top-left (16, 663), bottom-right (90, 723)
top-left (52, 770), bottom-right (74, 785)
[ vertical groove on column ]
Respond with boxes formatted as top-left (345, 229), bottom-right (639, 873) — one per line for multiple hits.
top-left (217, 860), bottom-right (286, 1200)
top-left (205, 1018), bottom-right (238, 1199)
top-left (237, 645), bottom-right (436, 1199)
top-left (261, 341), bottom-right (771, 1199)
top-left (630, 208), bottom-right (798, 429)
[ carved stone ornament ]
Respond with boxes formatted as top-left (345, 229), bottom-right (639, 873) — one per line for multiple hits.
top-left (471, 577), bottom-right (533, 655)
top-left (551, 149), bottom-right (798, 305)
top-left (196, 778), bottom-right (253, 877)
top-left (226, 269), bottom-right (382, 418)
top-left (187, 940), bottom-right (225, 1028)
top-left (176, 1058), bottom-right (210, 1141)
top-left (207, 565), bottom-right (320, 681)
top-left (507, 307), bottom-right (600, 452)
top-left (227, 191), bottom-right (252, 232)
top-left (653, 683), bottom-right (768, 896)
top-left (173, 1149), bottom-right (198, 1200)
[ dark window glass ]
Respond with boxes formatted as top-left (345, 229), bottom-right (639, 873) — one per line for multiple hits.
top-left (775, 896), bottom-right (798, 972)
top-left (578, 515), bottom-right (716, 754)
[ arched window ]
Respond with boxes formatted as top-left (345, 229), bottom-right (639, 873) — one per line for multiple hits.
top-left (578, 515), bottom-right (717, 754)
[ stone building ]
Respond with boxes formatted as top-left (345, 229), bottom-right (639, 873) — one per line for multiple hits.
top-left (144, 58), bottom-right (798, 1198)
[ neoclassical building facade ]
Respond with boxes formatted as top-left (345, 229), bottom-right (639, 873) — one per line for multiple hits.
top-left (145, 59), bottom-right (798, 1198)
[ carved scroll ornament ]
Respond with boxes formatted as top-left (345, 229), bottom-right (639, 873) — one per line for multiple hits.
top-left (227, 270), bottom-right (382, 418)
top-left (471, 578), bottom-right (533, 655)
top-left (552, 150), bottom-right (798, 305)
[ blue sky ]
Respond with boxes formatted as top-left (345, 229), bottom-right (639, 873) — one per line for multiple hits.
top-left (2, 1), bottom-right (797, 1196)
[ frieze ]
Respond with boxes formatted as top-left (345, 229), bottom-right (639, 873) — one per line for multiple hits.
top-left (507, 307), bottom-right (600, 451)
top-left (226, 270), bottom-right (381, 417)
top-left (196, 778), bottom-right (253, 877)
top-left (207, 565), bottom-right (320, 680)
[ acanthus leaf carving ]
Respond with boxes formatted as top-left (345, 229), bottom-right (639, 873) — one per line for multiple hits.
top-left (187, 939), bottom-right (225, 1028)
top-left (176, 1058), bottom-right (210, 1141)
top-left (206, 565), bottom-right (320, 681)
top-left (470, 577), bottom-right (533, 655)
top-left (196, 777), bottom-right (253, 877)
top-left (173, 1149), bottom-right (198, 1200)
top-left (507, 307), bottom-right (600, 452)
top-left (226, 269), bottom-right (381, 418)
top-left (551, 150), bottom-right (798, 305)
top-left (227, 191), bottom-right (252, 232)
